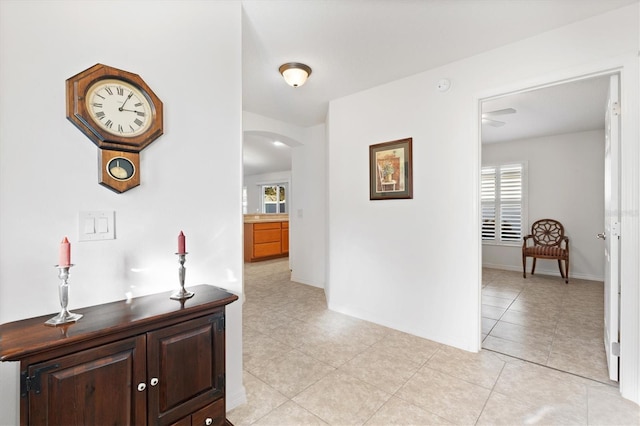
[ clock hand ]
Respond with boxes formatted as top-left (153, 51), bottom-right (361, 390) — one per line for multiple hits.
top-left (120, 108), bottom-right (140, 113)
top-left (118, 92), bottom-right (134, 111)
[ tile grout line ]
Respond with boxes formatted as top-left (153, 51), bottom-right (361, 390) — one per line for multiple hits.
top-left (365, 344), bottom-right (452, 425)
top-left (482, 280), bottom-right (525, 341)
top-left (482, 347), bottom-right (618, 387)
top-left (474, 359), bottom-right (509, 426)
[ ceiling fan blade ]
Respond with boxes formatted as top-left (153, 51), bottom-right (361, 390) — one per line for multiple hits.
top-left (483, 107), bottom-right (516, 117)
top-left (482, 118), bottom-right (505, 127)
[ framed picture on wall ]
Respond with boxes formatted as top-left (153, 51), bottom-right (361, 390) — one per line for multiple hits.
top-left (369, 137), bottom-right (413, 200)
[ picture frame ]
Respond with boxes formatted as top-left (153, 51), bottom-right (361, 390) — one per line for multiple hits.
top-left (369, 137), bottom-right (413, 200)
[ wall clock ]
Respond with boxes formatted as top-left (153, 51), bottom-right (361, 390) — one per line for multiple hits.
top-left (66, 64), bottom-right (163, 193)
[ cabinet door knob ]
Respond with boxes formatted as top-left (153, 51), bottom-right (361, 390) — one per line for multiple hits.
top-left (150, 377), bottom-right (159, 386)
top-left (137, 382), bottom-right (146, 392)
top-left (205, 418), bottom-right (213, 426)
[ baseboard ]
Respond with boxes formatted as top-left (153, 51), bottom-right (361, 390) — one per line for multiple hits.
top-left (290, 273), bottom-right (324, 289)
top-left (326, 301), bottom-right (475, 353)
top-left (482, 262), bottom-right (603, 282)
top-left (225, 385), bottom-right (247, 412)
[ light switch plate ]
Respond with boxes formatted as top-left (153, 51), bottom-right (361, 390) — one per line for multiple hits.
top-left (79, 211), bottom-right (115, 241)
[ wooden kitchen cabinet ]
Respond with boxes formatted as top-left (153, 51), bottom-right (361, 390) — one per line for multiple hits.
top-left (0, 285), bottom-right (237, 426)
top-left (244, 220), bottom-right (289, 262)
top-left (281, 221), bottom-right (289, 254)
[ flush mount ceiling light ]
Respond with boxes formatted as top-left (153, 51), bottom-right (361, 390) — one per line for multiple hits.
top-left (279, 62), bottom-right (312, 87)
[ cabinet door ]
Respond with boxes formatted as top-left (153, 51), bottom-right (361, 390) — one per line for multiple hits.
top-left (27, 335), bottom-right (146, 426)
top-left (281, 223), bottom-right (289, 254)
top-left (147, 313), bottom-right (225, 425)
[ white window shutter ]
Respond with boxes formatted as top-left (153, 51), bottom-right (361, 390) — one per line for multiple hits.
top-left (481, 163), bottom-right (526, 244)
top-left (481, 167), bottom-right (497, 240)
top-left (499, 164), bottom-right (523, 242)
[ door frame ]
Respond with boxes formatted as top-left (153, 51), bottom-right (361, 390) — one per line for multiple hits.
top-left (474, 57), bottom-right (639, 403)
top-left (604, 73), bottom-right (621, 381)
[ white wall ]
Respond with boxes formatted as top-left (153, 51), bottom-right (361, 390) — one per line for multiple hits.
top-left (326, 4), bottom-right (639, 405)
top-left (483, 130), bottom-right (605, 280)
top-left (0, 1), bottom-right (245, 423)
top-left (290, 124), bottom-right (327, 288)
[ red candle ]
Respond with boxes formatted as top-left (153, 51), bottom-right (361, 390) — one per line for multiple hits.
top-left (59, 237), bottom-right (71, 267)
top-left (178, 231), bottom-right (186, 254)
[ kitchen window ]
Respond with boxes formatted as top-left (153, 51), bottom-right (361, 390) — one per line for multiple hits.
top-left (262, 184), bottom-right (287, 213)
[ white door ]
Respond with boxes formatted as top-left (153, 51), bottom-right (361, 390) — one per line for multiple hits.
top-left (602, 73), bottom-right (621, 382)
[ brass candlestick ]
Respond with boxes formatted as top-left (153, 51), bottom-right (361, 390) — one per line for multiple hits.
top-left (45, 265), bottom-right (83, 326)
top-left (170, 253), bottom-right (194, 300)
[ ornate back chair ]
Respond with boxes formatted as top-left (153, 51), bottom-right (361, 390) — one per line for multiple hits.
top-left (522, 219), bottom-right (570, 283)
top-left (377, 163), bottom-right (397, 191)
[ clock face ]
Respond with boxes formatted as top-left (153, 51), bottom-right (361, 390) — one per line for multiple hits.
top-left (86, 79), bottom-right (153, 138)
top-left (106, 157), bottom-right (135, 181)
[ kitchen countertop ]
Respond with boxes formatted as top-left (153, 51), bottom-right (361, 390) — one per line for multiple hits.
top-left (244, 214), bottom-right (289, 223)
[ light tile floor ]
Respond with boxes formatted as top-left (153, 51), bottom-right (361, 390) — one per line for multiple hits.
top-left (228, 259), bottom-right (640, 425)
top-left (482, 268), bottom-right (613, 384)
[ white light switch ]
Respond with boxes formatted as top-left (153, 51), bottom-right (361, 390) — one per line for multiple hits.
top-left (84, 218), bottom-right (95, 234)
top-left (97, 217), bottom-right (109, 233)
top-left (79, 211), bottom-right (115, 241)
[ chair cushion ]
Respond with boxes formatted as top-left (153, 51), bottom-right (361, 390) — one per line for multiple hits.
top-left (524, 246), bottom-right (567, 258)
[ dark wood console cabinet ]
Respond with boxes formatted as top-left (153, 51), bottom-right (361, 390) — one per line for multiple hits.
top-left (0, 284), bottom-right (238, 426)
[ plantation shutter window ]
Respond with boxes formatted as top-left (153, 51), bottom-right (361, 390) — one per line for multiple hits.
top-left (481, 162), bottom-right (527, 245)
top-left (481, 167), bottom-right (497, 240)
